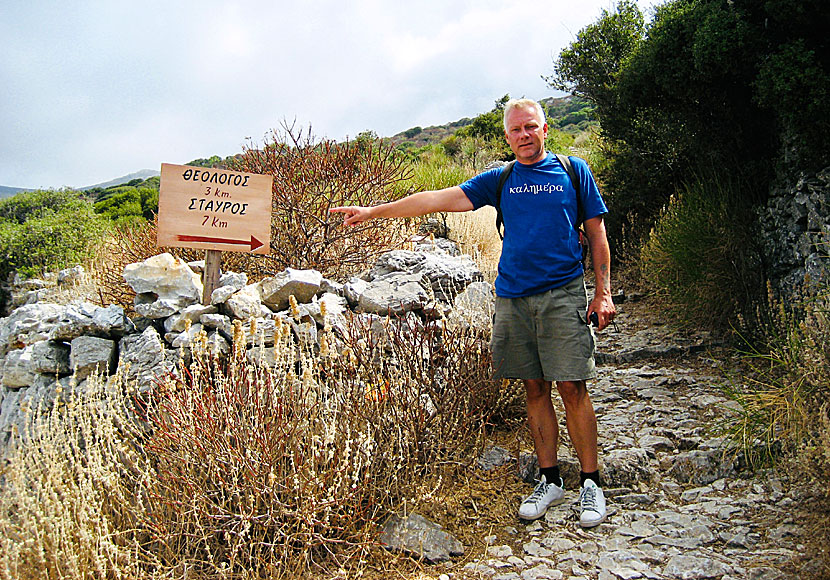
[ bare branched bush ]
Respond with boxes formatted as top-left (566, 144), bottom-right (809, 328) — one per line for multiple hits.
top-left (233, 124), bottom-right (416, 278)
top-left (139, 312), bottom-right (516, 576)
top-left (0, 310), bottom-right (516, 578)
top-left (91, 218), bottom-right (202, 310)
top-left (93, 125), bottom-right (418, 310)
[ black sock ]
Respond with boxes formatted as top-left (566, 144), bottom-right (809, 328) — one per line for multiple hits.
top-left (539, 466), bottom-right (562, 487)
top-left (580, 470), bottom-right (601, 487)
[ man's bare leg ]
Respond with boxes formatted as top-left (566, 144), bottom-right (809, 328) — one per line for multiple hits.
top-left (555, 380), bottom-right (598, 473)
top-left (518, 378), bottom-right (567, 520)
top-left (524, 379), bottom-right (559, 469)
top-left (557, 379), bottom-right (606, 527)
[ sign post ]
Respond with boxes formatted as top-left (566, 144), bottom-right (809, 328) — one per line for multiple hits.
top-left (157, 163), bottom-right (273, 304)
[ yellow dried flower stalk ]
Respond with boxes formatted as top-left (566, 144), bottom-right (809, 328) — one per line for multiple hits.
top-left (289, 295), bottom-right (300, 319)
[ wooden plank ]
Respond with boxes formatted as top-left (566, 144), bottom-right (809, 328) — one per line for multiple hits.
top-left (157, 163), bottom-right (273, 254)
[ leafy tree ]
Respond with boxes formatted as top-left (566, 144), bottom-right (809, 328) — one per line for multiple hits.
top-left (551, 0), bottom-right (830, 255)
top-left (456, 95), bottom-right (512, 159)
top-left (403, 126), bottom-right (423, 139)
top-left (755, 38), bottom-right (830, 170)
top-left (549, 1), bottom-right (644, 114)
top-left (0, 190), bottom-right (108, 279)
top-left (187, 155), bottom-right (223, 167)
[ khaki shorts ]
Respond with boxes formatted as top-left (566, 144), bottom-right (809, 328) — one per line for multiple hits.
top-left (490, 275), bottom-right (596, 382)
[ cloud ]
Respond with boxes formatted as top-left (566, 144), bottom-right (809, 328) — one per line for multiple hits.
top-left (0, 0), bottom-right (655, 188)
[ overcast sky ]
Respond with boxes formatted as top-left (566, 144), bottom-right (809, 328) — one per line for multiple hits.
top-left (1, 0), bottom-right (656, 190)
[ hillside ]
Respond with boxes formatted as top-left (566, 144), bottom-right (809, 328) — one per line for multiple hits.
top-left (80, 169), bottom-right (159, 191)
top-left (0, 169), bottom-right (160, 199)
top-left (0, 95), bottom-right (590, 197)
top-left (388, 94), bottom-right (595, 149)
top-left (0, 186), bottom-right (33, 199)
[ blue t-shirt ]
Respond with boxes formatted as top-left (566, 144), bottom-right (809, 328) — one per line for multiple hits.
top-left (460, 152), bottom-right (607, 298)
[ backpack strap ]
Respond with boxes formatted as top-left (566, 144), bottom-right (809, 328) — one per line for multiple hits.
top-left (554, 153), bottom-right (583, 228)
top-left (494, 160), bottom-right (515, 240)
top-left (555, 153), bottom-right (589, 266)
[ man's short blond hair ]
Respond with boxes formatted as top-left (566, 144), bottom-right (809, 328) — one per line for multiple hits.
top-left (503, 98), bottom-right (546, 131)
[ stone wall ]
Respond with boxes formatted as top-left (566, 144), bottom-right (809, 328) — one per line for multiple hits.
top-left (0, 236), bottom-right (491, 451)
top-left (756, 166), bottom-right (830, 299)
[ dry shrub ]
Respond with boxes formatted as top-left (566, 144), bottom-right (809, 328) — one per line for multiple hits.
top-left (444, 206), bottom-right (502, 284)
top-left (0, 374), bottom-right (156, 580)
top-left (724, 285), bottom-right (830, 576)
top-left (93, 125), bottom-right (417, 311)
top-left (726, 283), bottom-right (830, 467)
top-left (233, 124), bottom-right (416, 277)
top-left (0, 308), bottom-right (518, 578)
top-left (139, 313), bottom-right (517, 577)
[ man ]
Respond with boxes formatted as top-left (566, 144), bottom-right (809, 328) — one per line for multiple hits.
top-left (331, 98), bottom-right (616, 528)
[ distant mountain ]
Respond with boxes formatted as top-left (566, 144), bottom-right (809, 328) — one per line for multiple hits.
top-left (0, 185), bottom-right (34, 199)
top-left (0, 169), bottom-right (161, 200)
top-left (80, 169), bottom-right (160, 191)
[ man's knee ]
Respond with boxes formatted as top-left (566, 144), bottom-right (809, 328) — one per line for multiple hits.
top-left (524, 379), bottom-right (552, 403)
top-left (556, 380), bottom-right (588, 407)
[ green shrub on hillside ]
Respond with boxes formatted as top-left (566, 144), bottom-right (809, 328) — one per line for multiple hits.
top-left (552, 0), bottom-right (829, 253)
top-left (639, 176), bottom-right (764, 331)
top-left (409, 148), bottom-right (475, 192)
top-left (0, 189), bottom-right (108, 280)
top-left (94, 186), bottom-right (158, 226)
top-left (0, 188), bottom-right (85, 224)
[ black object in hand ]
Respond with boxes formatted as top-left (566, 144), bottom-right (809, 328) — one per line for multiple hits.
top-left (589, 312), bottom-right (599, 327)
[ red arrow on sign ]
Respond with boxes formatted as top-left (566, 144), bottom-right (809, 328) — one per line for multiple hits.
top-left (177, 234), bottom-right (264, 251)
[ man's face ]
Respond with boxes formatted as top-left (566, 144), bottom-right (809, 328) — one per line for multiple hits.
top-left (504, 106), bottom-right (548, 164)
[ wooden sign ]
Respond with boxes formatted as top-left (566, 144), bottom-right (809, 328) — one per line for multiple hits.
top-left (157, 163), bottom-right (273, 254)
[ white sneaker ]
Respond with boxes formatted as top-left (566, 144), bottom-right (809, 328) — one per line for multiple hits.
top-left (579, 479), bottom-right (606, 528)
top-left (518, 475), bottom-right (565, 520)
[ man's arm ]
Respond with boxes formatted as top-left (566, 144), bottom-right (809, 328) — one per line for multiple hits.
top-left (583, 215), bottom-right (616, 331)
top-left (330, 186), bottom-right (473, 226)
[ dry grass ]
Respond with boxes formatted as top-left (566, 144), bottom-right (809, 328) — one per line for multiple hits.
top-left (0, 373), bottom-right (154, 579)
top-left (445, 207), bottom-right (501, 284)
top-left (0, 301), bottom-right (524, 578)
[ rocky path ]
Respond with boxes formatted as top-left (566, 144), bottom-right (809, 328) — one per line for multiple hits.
top-left (446, 295), bottom-right (823, 580)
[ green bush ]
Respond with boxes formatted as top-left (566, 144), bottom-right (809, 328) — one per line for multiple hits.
top-left (94, 186), bottom-right (158, 225)
top-left (0, 190), bottom-right (108, 280)
top-left (639, 176), bottom-right (764, 332)
top-left (410, 148), bottom-right (475, 191)
top-left (0, 188), bottom-right (86, 224)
